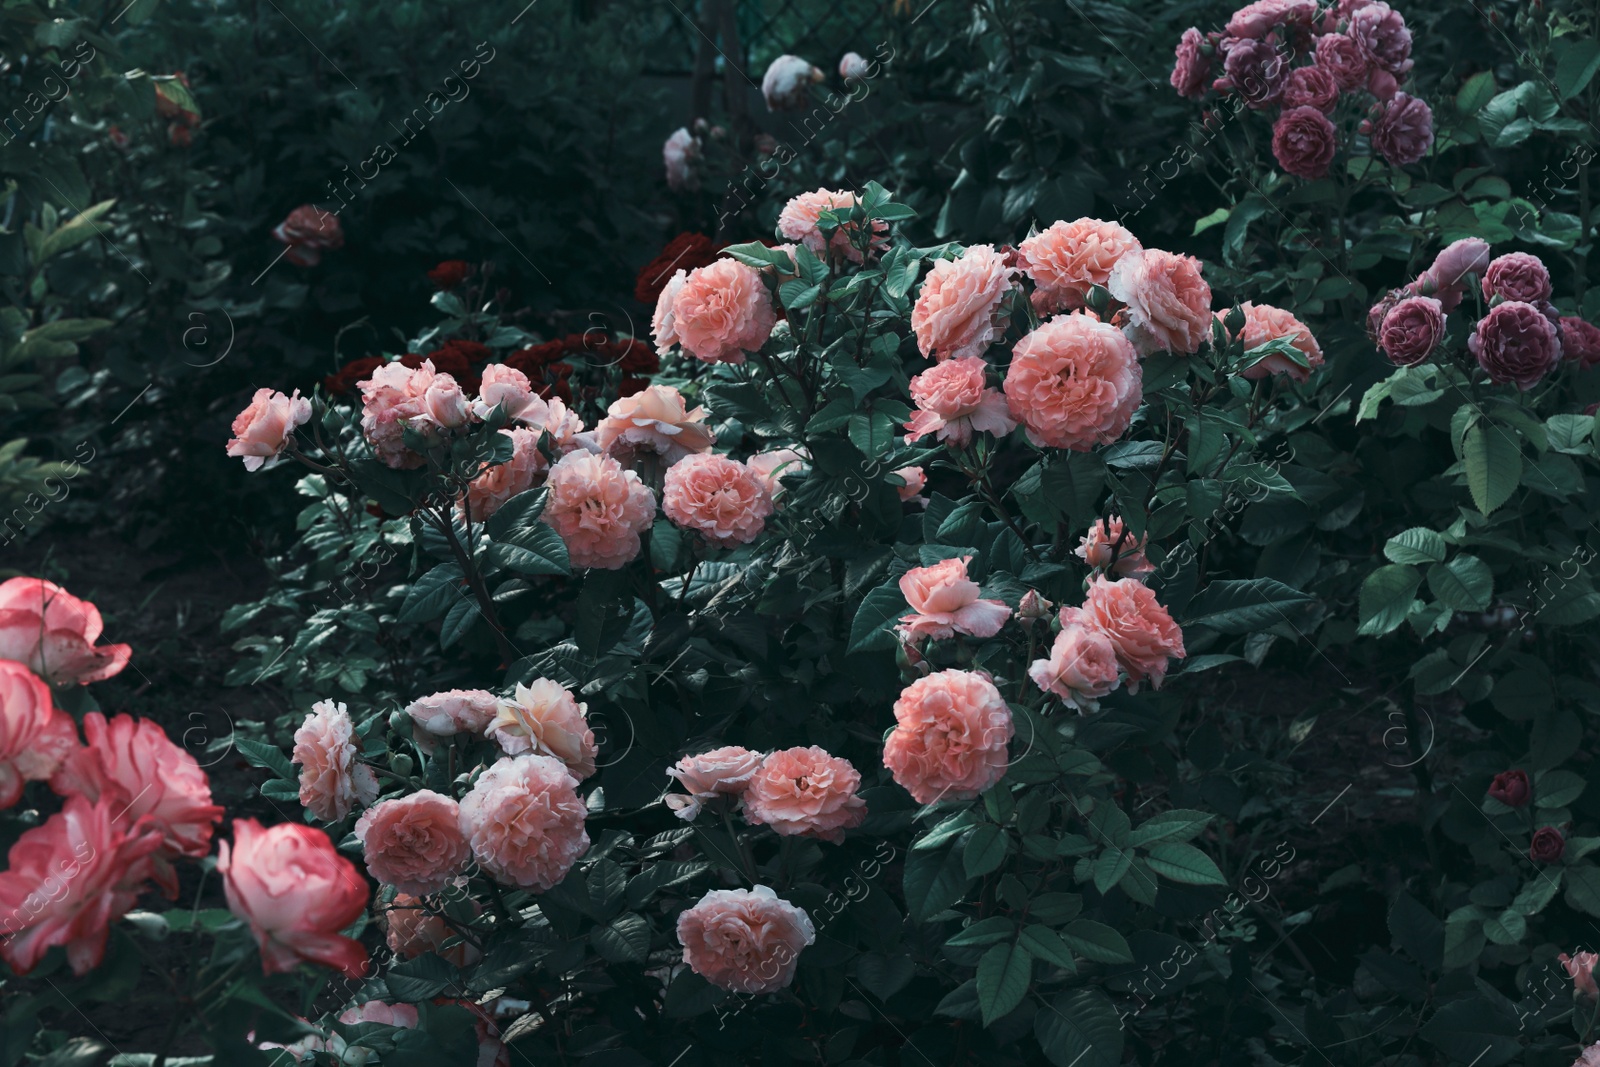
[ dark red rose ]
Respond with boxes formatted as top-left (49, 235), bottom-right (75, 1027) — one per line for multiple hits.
top-left (1363, 92), bottom-right (1434, 167)
top-left (1530, 826), bottom-right (1565, 864)
top-left (1218, 36), bottom-right (1290, 109)
top-left (1170, 27), bottom-right (1214, 100)
top-left (273, 205), bottom-right (344, 267)
top-left (1314, 32), bottom-right (1368, 90)
top-left (1282, 65), bottom-right (1340, 112)
top-left (1379, 296), bottom-right (1445, 366)
top-left (1560, 317), bottom-right (1600, 369)
top-left (503, 340), bottom-right (573, 376)
top-left (1482, 252), bottom-right (1553, 304)
top-left (617, 377), bottom-right (650, 398)
top-left (1470, 301), bottom-right (1561, 390)
top-left (428, 260), bottom-right (474, 290)
top-left (324, 356), bottom-right (385, 396)
top-left (1272, 106), bottom-right (1338, 178)
top-left (1488, 769), bottom-right (1531, 808)
top-left (634, 233), bottom-right (726, 305)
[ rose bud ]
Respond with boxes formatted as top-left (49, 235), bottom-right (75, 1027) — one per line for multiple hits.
top-left (1488, 768), bottom-right (1531, 807)
top-left (1530, 826), bottom-right (1566, 864)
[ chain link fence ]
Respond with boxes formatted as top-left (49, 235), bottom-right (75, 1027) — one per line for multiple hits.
top-left (636, 0), bottom-right (897, 77)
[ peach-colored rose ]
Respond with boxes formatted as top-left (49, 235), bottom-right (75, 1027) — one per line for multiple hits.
top-left (1003, 313), bottom-right (1142, 451)
top-left (358, 359), bottom-right (468, 469)
top-left (1226, 302), bottom-right (1324, 383)
top-left (885, 669), bottom-right (1013, 804)
top-left (1076, 516), bottom-right (1155, 578)
top-left (50, 712), bottom-right (223, 897)
top-left (663, 453), bottom-right (774, 548)
top-left (1107, 249), bottom-right (1214, 356)
top-left (594, 384), bottom-right (715, 464)
top-left (1028, 622), bottom-right (1121, 712)
top-left (894, 466), bottom-right (927, 501)
top-left (292, 699), bottom-right (380, 822)
top-left (678, 885), bottom-right (815, 993)
top-left (227, 388), bottom-right (312, 471)
top-left (0, 577), bottom-right (132, 686)
top-left (218, 817), bottom-right (370, 979)
top-left (896, 556), bottom-right (1011, 641)
top-left (461, 428), bottom-right (546, 523)
top-left (460, 754), bottom-right (589, 891)
top-left (651, 270), bottom-right (689, 352)
top-left (664, 745), bottom-right (765, 820)
top-left (743, 746), bottom-right (866, 843)
top-left (381, 892), bottom-right (482, 967)
top-left (1018, 219), bottom-right (1143, 315)
top-left (776, 189), bottom-right (888, 264)
top-left (903, 357), bottom-right (1017, 446)
top-left (663, 259), bottom-right (777, 364)
top-left (911, 245), bottom-right (1018, 361)
top-left (488, 679), bottom-right (597, 780)
top-left (405, 689), bottom-right (500, 749)
top-left (0, 795), bottom-right (163, 975)
top-left (355, 790), bottom-right (471, 896)
top-left (747, 448), bottom-right (810, 499)
top-left (1563, 951), bottom-right (1600, 998)
top-left (343, 1000), bottom-right (420, 1028)
top-left (542, 450), bottom-right (657, 569)
top-left (1072, 576), bottom-right (1186, 692)
top-left (0, 661), bottom-right (75, 809)
top-left (472, 363), bottom-right (543, 425)
top-left (1018, 589), bottom-right (1053, 622)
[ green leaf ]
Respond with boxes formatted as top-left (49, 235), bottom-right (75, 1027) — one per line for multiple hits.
top-left (848, 582), bottom-right (907, 654)
top-left (1546, 413), bottom-right (1594, 454)
top-left (1034, 989), bottom-right (1125, 1067)
top-left (901, 845), bottom-right (970, 922)
top-left (1143, 842), bottom-right (1227, 886)
top-left (1059, 920), bottom-right (1133, 964)
top-left (964, 824), bottom-right (1009, 878)
top-left (945, 916), bottom-right (1016, 947)
top-left (1192, 206), bottom-right (1230, 235)
top-left (1565, 865), bottom-right (1600, 917)
top-left (1426, 555), bottom-right (1492, 612)
top-left (977, 942), bottom-right (1032, 1026)
top-left (37, 200), bottom-right (117, 262)
top-left (1456, 70), bottom-right (1497, 114)
top-left (1557, 38), bottom-right (1600, 100)
top-left (1182, 578), bottom-right (1316, 634)
top-left (386, 953), bottom-right (458, 1002)
top-left (1461, 421), bottom-right (1522, 515)
top-left (1018, 925), bottom-right (1078, 972)
top-left (1417, 995), bottom-right (1521, 1067)
top-left (233, 737), bottom-right (295, 781)
top-left (398, 564), bottom-right (465, 624)
top-left (1536, 769), bottom-right (1586, 808)
top-left (1383, 527), bottom-right (1447, 565)
top-left (483, 487), bottom-right (547, 540)
top-left (1358, 564), bottom-right (1422, 637)
top-left (1127, 809), bottom-right (1213, 847)
top-left (485, 526), bottom-right (570, 577)
top-left (591, 913), bottom-right (650, 964)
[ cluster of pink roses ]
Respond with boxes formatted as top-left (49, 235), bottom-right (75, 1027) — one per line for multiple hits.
top-left (1368, 237), bottom-right (1600, 387)
top-left (662, 744), bottom-right (867, 843)
top-left (1172, 0), bottom-right (1432, 178)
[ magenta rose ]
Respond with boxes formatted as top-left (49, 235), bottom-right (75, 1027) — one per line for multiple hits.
top-left (1481, 252), bottom-right (1553, 304)
top-left (1225, 0), bottom-right (1318, 39)
top-left (1364, 92), bottom-right (1433, 166)
top-left (1470, 301), bottom-right (1561, 390)
top-left (1171, 28), bottom-right (1214, 100)
top-left (1348, 1), bottom-right (1413, 75)
top-left (1314, 33), bottom-right (1368, 90)
top-left (1488, 769), bottom-right (1531, 808)
top-left (1379, 296), bottom-right (1445, 366)
top-left (1218, 37), bottom-right (1290, 109)
top-left (1419, 237), bottom-right (1492, 312)
top-left (1560, 317), bottom-right (1600, 369)
top-left (1272, 106), bottom-right (1338, 178)
top-left (1530, 826), bottom-right (1565, 864)
top-left (1282, 65), bottom-right (1340, 111)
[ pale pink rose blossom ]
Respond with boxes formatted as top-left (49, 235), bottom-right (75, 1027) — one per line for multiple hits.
top-left (355, 790), bottom-right (472, 896)
top-left (665, 745), bottom-right (765, 820)
top-left (292, 699), bottom-right (380, 822)
top-left (1562, 951), bottom-right (1600, 998)
top-left (358, 360), bottom-right (465, 469)
top-left (461, 428), bottom-right (547, 523)
top-left (219, 817), bottom-right (370, 978)
top-left (903, 356), bottom-right (1018, 446)
top-left (896, 556), bottom-right (1012, 641)
top-left (663, 128), bottom-right (700, 191)
top-left (1228, 302), bottom-right (1325, 382)
top-left (594, 384), bottom-right (716, 464)
top-left (1072, 576), bottom-right (1186, 692)
top-left (662, 453), bottom-right (774, 548)
top-left (747, 448), bottom-right (810, 499)
top-left (1028, 622), bottom-right (1122, 712)
top-left (0, 577), bottom-right (132, 686)
top-left (405, 689), bottom-right (500, 748)
top-left (1575, 1042), bottom-right (1600, 1067)
top-left (839, 52), bottom-right (871, 81)
top-left (458, 754), bottom-right (590, 891)
top-left (227, 388), bottom-right (312, 471)
top-left (0, 661), bottom-right (75, 809)
top-left (894, 466), bottom-right (927, 501)
top-left (381, 892), bottom-right (483, 966)
top-left (762, 55), bottom-right (823, 110)
top-left (50, 712), bottom-right (223, 897)
top-left (1076, 517), bottom-right (1156, 578)
top-left (651, 269), bottom-right (689, 351)
top-left (885, 669), bottom-right (1013, 804)
top-left (1018, 218), bottom-right (1142, 315)
top-left (1226, 0), bottom-right (1318, 38)
top-left (542, 451), bottom-right (657, 569)
top-left (0, 795), bottom-right (163, 975)
top-left (776, 189), bottom-right (888, 263)
top-left (1108, 249), bottom-right (1214, 356)
top-left (666, 259), bottom-right (777, 364)
top-left (743, 746), bottom-right (866, 843)
top-left (1003, 313), bottom-right (1142, 451)
top-left (911, 245), bottom-right (1018, 362)
top-left (472, 364), bottom-right (544, 425)
top-left (1170, 28), bottom-right (1214, 100)
top-left (677, 885), bottom-right (815, 993)
top-left (488, 679), bottom-right (597, 780)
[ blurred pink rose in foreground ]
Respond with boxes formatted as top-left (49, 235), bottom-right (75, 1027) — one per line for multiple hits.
top-left (227, 388), bottom-right (311, 471)
top-left (0, 661), bottom-right (76, 808)
top-left (677, 885), bottom-right (815, 992)
top-left (0, 577), bottom-right (132, 686)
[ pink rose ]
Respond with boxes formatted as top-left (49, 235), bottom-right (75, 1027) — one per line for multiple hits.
top-left (1003, 313), bottom-right (1142, 450)
top-left (1379, 296), bottom-right (1445, 366)
top-left (355, 790), bottom-right (471, 896)
top-left (1563, 951), bottom-right (1600, 998)
top-left (488, 678), bottom-right (597, 779)
top-left (1282, 65), bottom-right (1340, 111)
top-left (651, 269), bottom-right (689, 350)
top-left (0, 577), bottom-right (132, 686)
top-left (1363, 92), bottom-right (1433, 166)
top-left (0, 661), bottom-right (76, 808)
top-left (594, 384), bottom-right (715, 464)
top-left (1348, 1), bottom-right (1412, 75)
top-left (1561, 317), bottom-right (1600, 369)
top-left (292, 699), bottom-right (380, 822)
top-left (1470, 301), bottom-right (1561, 390)
top-left (459, 754), bottom-right (590, 891)
top-left (473, 364), bottom-right (542, 426)
top-left (840, 52), bottom-right (871, 81)
top-left (1226, 0), bottom-right (1318, 39)
top-left (272, 205), bottom-right (343, 267)
top-left (1272, 105), bottom-right (1338, 179)
top-left (1076, 516), bottom-right (1155, 577)
top-left (1314, 33), bottom-right (1368, 90)
top-left (894, 466), bottom-right (927, 501)
top-left (50, 712), bottom-right (223, 897)
top-left (1018, 589), bottom-right (1054, 622)
top-left (911, 245), bottom-right (1018, 362)
top-left (357, 360), bottom-right (461, 469)
top-left (903, 356), bottom-right (1017, 446)
top-left (1420, 238), bottom-right (1492, 312)
top-left (219, 818), bottom-right (370, 979)
top-left (776, 189), bottom-right (888, 263)
top-left (664, 259), bottom-right (777, 364)
top-left (227, 388), bottom-right (311, 471)
top-left (747, 448), bottom-right (810, 499)
top-left (665, 745), bottom-right (765, 820)
top-left (1018, 218), bottom-right (1142, 315)
top-left (1578, 1042), bottom-right (1600, 1067)
top-left (1072, 576), bottom-right (1186, 692)
top-left (1107, 249), bottom-right (1214, 356)
top-left (461, 428), bottom-right (547, 523)
top-left (1229, 301), bottom-right (1325, 382)
top-left (381, 892), bottom-right (482, 966)
top-left (1482, 252), bottom-right (1553, 304)
top-left (885, 669), bottom-right (1013, 804)
top-left (1171, 28), bottom-right (1214, 99)
top-left (663, 453), bottom-right (773, 548)
top-left (743, 746), bottom-right (866, 843)
top-left (542, 450), bottom-right (657, 569)
top-left (0, 795), bottom-right (163, 975)
top-left (1367, 67), bottom-right (1399, 101)
top-left (677, 885), bottom-right (815, 993)
top-left (663, 128), bottom-right (700, 191)
top-left (1217, 37), bottom-right (1290, 108)
top-left (896, 555), bottom-right (1012, 641)
top-left (405, 689), bottom-right (499, 746)
top-left (762, 55), bottom-right (822, 110)
top-left (1028, 622), bottom-right (1122, 711)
